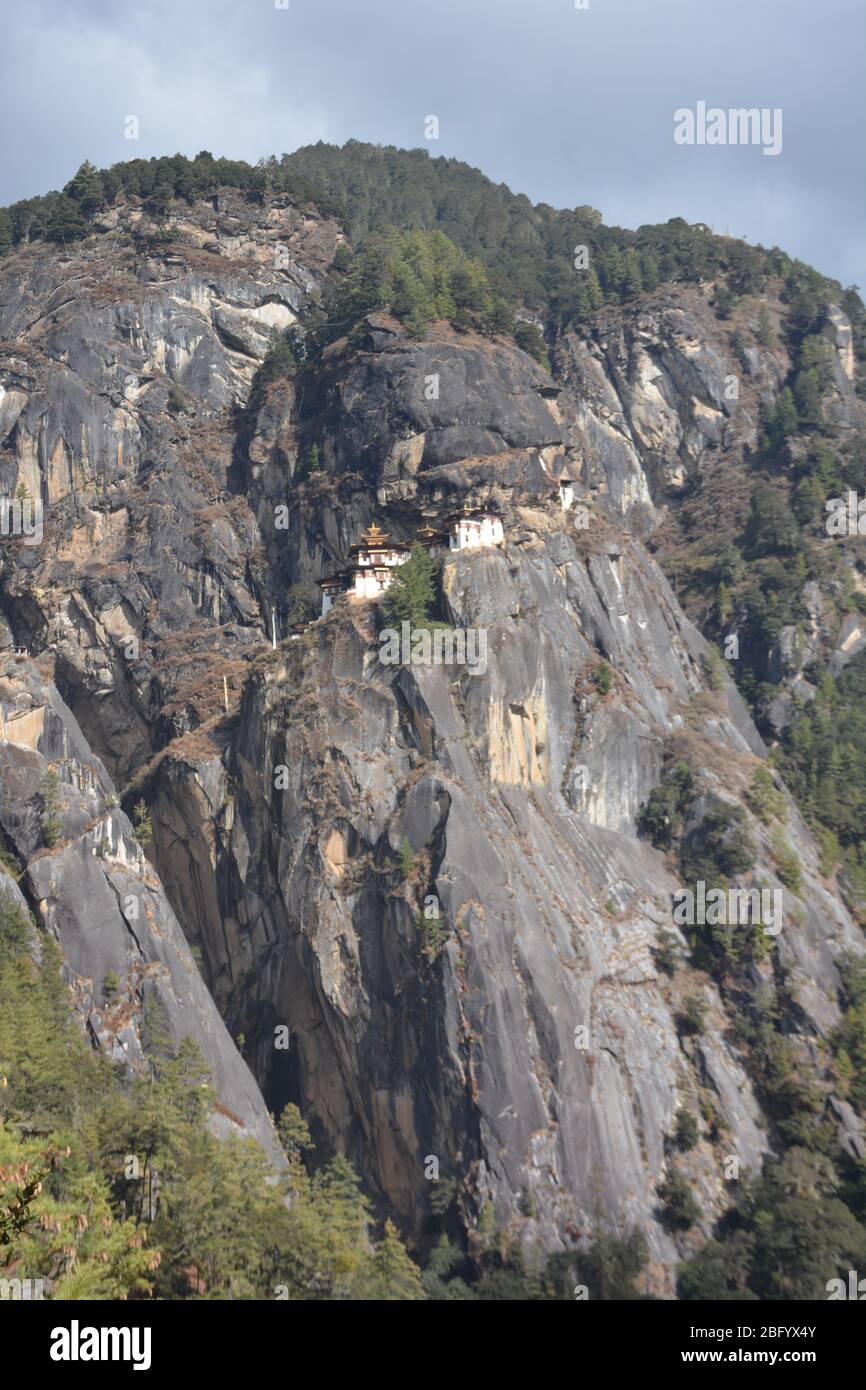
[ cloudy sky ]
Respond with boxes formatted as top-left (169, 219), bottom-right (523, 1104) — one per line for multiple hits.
top-left (1, 0), bottom-right (863, 289)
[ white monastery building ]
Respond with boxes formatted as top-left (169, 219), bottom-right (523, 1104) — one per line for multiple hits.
top-left (317, 510), bottom-right (504, 616)
top-left (446, 505), bottom-right (504, 551)
top-left (317, 522), bottom-right (409, 615)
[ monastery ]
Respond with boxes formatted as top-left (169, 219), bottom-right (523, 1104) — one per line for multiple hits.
top-left (316, 506), bottom-right (505, 618)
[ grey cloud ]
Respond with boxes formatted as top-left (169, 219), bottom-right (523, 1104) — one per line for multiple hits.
top-left (0, 0), bottom-right (862, 289)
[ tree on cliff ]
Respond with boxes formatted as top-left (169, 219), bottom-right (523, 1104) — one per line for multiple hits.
top-left (0, 890), bottom-right (422, 1301)
top-left (360, 1219), bottom-right (425, 1300)
top-left (380, 544), bottom-right (436, 628)
top-left (64, 160), bottom-right (105, 216)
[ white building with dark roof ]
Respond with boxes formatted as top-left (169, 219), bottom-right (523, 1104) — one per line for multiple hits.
top-left (446, 504), bottom-right (504, 552)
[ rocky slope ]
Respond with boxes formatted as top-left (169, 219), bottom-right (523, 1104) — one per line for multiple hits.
top-left (0, 652), bottom-right (279, 1161)
top-left (1, 185), bottom-right (863, 1294)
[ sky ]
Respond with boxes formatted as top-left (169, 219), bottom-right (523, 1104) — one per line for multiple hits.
top-left (0, 0), bottom-right (863, 290)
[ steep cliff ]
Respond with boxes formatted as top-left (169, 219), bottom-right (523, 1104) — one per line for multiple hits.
top-left (0, 652), bottom-right (280, 1161)
top-left (1, 165), bottom-right (864, 1296)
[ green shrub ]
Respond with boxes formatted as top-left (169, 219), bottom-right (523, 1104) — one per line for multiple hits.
top-left (294, 443), bottom-right (323, 483)
top-left (637, 760), bottom-right (694, 850)
top-left (818, 829), bottom-right (840, 879)
top-left (756, 302), bottom-right (775, 348)
top-left (397, 838), bottom-right (415, 880)
top-left (166, 382), bottom-right (186, 414)
top-left (770, 829), bottom-right (801, 893)
top-left (39, 770), bottom-right (62, 848)
top-left (0, 840), bottom-right (21, 880)
top-left (652, 929), bottom-right (682, 976)
top-left (592, 660), bottom-right (612, 696)
top-left (513, 320), bottom-right (550, 370)
top-left (133, 800), bottom-right (153, 847)
top-left (680, 803), bottom-right (756, 883)
top-left (415, 912), bottom-right (448, 960)
top-left (746, 766), bottom-right (787, 823)
top-left (658, 1168), bottom-right (700, 1230)
top-left (678, 993), bottom-right (707, 1036)
top-left (673, 1109), bottom-right (700, 1152)
top-left (701, 645), bottom-right (724, 691)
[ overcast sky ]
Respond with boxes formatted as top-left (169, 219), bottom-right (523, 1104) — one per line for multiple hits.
top-left (1, 0), bottom-right (863, 290)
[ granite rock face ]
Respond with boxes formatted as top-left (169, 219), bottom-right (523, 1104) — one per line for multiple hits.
top-left (0, 653), bottom-right (281, 1161)
top-left (1, 190), bottom-right (863, 1292)
top-left (155, 517), bottom-right (856, 1293)
top-left (553, 294), bottom-right (789, 524)
top-left (0, 190), bottom-right (340, 779)
top-left (312, 316), bottom-right (564, 484)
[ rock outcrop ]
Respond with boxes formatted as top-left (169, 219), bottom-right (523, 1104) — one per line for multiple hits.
top-left (0, 652), bottom-right (280, 1162)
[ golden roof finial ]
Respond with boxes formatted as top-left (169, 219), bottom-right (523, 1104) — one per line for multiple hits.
top-left (362, 522), bottom-right (390, 545)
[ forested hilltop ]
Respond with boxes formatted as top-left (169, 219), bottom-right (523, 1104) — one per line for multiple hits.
top-left (3, 143), bottom-right (862, 345)
top-left (284, 140), bottom-right (864, 341)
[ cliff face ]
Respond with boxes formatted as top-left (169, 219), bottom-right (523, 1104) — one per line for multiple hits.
top-left (1, 188), bottom-right (863, 1293)
top-left (554, 290), bottom-right (860, 521)
top-left (0, 189), bottom-right (339, 779)
top-left (0, 654), bottom-right (280, 1161)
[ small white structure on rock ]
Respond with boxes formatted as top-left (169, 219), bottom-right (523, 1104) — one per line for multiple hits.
top-left (446, 505), bottom-right (504, 552)
top-left (318, 573), bottom-right (346, 616)
top-left (557, 476), bottom-right (575, 511)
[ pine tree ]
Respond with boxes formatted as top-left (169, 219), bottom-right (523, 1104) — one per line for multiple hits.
top-left (0, 209), bottom-right (12, 258)
top-left (359, 1219), bottom-right (425, 1300)
top-left (44, 196), bottom-right (88, 245)
top-left (133, 799), bottom-right (153, 847)
top-left (756, 303), bottom-right (775, 347)
top-left (585, 268), bottom-right (604, 310)
top-left (601, 247), bottom-right (625, 299)
top-left (640, 249), bottom-right (661, 291)
top-left (64, 161), bottom-right (105, 216)
top-left (380, 544), bottom-right (436, 627)
top-left (623, 249), bottom-right (643, 298)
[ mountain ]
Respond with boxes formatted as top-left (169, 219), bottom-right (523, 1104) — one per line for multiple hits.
top-left (1, 146), bottom-right (865, 1300)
